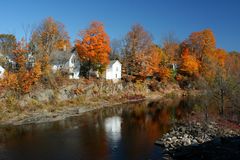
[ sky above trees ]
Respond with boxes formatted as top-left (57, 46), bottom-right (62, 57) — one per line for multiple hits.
top-left (1, 0), bottom-right (240, 51)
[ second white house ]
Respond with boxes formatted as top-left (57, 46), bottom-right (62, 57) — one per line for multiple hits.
top-left (106, 60), bottom-right (121, 81)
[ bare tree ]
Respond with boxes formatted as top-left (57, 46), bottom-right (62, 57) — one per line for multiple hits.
top-left (0, 34), bottom-right (17, 55)
top-left (110, 39), bottom-right (123, 60)
top-left (122, 24), bottom-right (153, 76)
top-left (30, 17), bottom-right (70, 57)
top-left (162, 32), bottom-right (180, 63)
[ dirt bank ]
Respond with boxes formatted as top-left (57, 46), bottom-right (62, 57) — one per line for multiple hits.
top-left (0, 86), bottom-right (189, 126)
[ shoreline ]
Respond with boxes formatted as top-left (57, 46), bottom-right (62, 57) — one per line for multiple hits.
top-left (155, 121), bottom-right (240, 160)
top-left (0, 89), bottom-right (186, 126)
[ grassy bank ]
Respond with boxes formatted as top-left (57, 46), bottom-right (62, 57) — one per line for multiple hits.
top-left (0, 79), bottom-right (187, 126)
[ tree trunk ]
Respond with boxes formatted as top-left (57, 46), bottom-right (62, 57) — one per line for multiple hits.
top-left (220, 89), bottom-right (224, 116)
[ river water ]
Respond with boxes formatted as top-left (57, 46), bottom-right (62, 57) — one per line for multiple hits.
top-left (0, 96), bottom-right (222, 160)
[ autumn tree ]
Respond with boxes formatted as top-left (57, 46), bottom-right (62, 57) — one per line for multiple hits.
top-left (0, 34), bottom-right (17, 55)
top-left (224, 53), bottom-right (240, 118)
top-left (30, 17), bottom-right (70, 56)
top-left (123, 24), bottom-right (158, 79)
top-left (162, 33), bottom-right (180, 63)
top-left (75, 21), bottom-right (111, 76)
top-left (1, 39), bottom-right (42, 94)
top-left (186, 29), bottom-right (216, 61)
top-left (182, 29), bottom-right (217, 79)
top-left (180, 48), bottom-right (200, 77)
top-left (110, 39), bottom-right (123, 60)
top-left (29, 17), bottom-right (69, 77)
top-left (124, 24), bottom-right (152, 57)
top-left (183, 29), bottom-right (233, 115)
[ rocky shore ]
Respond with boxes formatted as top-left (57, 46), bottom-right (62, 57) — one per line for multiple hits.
top-left (155, 121), bottom-right (240, 160)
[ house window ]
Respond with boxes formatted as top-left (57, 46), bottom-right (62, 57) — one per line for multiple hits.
top-left (116, 67), bottom-right (118, 72)
top-left (116, 74), bottom-right (117, 78)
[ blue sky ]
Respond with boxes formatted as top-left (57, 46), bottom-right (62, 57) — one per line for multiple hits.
top-left (1, 0), bottom-right (240, 51)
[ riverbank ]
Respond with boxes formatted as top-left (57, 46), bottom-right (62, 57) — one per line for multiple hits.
top-left (155, 121), bottom-right (240, 160)
top-left (0, 81), bottom-right (190, 126)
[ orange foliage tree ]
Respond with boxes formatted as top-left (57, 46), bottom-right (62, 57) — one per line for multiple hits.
top-left (135, 45), bottom-right (162, 79)
top-left (187, 29), bottom-right (216, 61)
top-left (123, 24), bottom-right (167, 80)
top-left (180, 48), bottom-right (200, 77)
top-left (184, 29), bottom-right (216, 79)
top-left (212, 49), bottom-right (227, 68)
top-left (75, 21), bottom-right (111, 75)
top-left (1, 40), bottom-right (42, 94)
top-left (158, 66), bottom-right (172, 81)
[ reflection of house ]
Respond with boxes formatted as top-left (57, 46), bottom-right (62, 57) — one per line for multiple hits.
top-left (0, 65), bottom-right (5, 78)
top-left (104, 116), bottom-right (122, 142)
top-left (106, 60), bottom-right (121, 81)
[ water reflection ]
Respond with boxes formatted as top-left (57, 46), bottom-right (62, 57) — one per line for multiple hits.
top-left (0, 96), bottom-right (222, 160)
top-left (104, 116), bottom-right (122, 142)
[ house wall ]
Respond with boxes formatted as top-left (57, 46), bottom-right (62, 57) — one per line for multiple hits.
top-left (106, 61), bottom-right (121, 80)
top-left (0, 66), bottom-right (5, 78)
top-left (68, 52), bottom-right (80, 79)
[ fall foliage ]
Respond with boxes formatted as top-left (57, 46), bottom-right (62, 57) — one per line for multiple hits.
top-left (180, 48), bottom-right (200, 77)
top-left (0, 18), bottom-right (240, 118)
top-left (30, 17), bottom-right (70, 56)
top-left (0, 40), bottom-right (42, 94)
top-left (0, 34), bottom-right (17, 55)
top-left (186, 29), bottom-right (216, 61)
top-left (75, 21), bottom-right (111, 74)
top-left (1, 16), bottom-right (240, 130)
top-left (122, 24), bottom-right (164, 80)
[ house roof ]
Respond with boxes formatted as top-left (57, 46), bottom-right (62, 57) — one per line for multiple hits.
top-left (50, 51), bottom-right (72, 65)
top-left (108, 60), bottom-right (121, 68)
top-left (0, 65), bottom-right (5, 70)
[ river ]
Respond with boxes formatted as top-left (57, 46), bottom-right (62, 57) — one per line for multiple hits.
top-left (0, 96), bottom-right (228, 160)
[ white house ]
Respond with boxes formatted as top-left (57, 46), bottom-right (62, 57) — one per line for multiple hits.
top-left (0, 65), bottom-right (5, 78)
top-left (52, 64), bottom-right (63, 73)
top-left (50, 49), bottom-right (122, 80)
top-left (66, 51), bottom-right (80, 79)
top-left (51, 49), bottom-right (81, 79)
top-left (106, 60), bottom-right (121, 81)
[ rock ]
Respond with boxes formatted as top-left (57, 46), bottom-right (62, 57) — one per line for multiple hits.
top-left (184, 134), bottom-right (188, 138)
top-left (172, 136), bottom-right (177, 141)
top-left (179, 126), bottom-right (186, 133)
top-left (192, 139), bottom-right (198, 144)
top-left (155, 140), bottom-right (164, 146)
top-left (183, 138), bottom-right (191, 146)
top-left (157, 121), bottom-right (240, 157)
